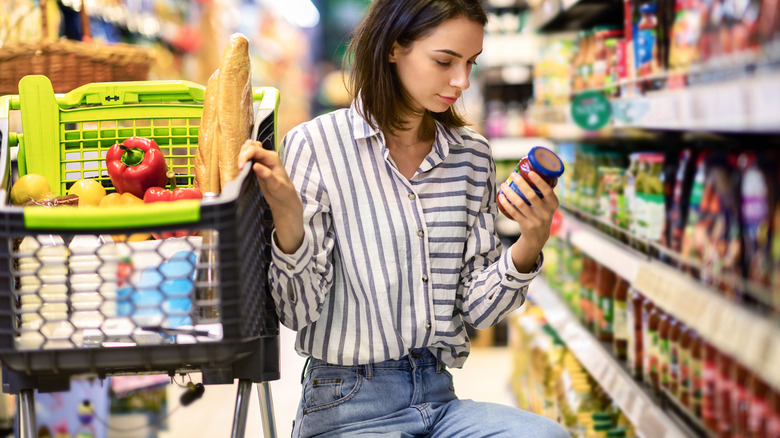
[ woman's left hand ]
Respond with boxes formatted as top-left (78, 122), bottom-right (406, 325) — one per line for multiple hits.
top-left (497, 171), bottom-right (559, 272)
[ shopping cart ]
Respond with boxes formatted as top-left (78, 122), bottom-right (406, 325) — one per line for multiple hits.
top-left (0, 75), bottom-right (281, 438)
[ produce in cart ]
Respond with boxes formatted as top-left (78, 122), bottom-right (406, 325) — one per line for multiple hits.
top-left (107, 136), bottom-right (170, 198)
top-left (9, 174), bottom-right (52, 206)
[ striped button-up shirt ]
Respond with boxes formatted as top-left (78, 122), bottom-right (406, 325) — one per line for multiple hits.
top-left (269, 103), bottom-right (542, 368)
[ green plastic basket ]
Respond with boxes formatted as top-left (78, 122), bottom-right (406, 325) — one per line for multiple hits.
top-left (0, 75), bottom-right (279, 229)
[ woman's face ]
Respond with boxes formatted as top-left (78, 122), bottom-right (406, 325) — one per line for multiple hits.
top-left (389, 16), bottom-right (484, 114)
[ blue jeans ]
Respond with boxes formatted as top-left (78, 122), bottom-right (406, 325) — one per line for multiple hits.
top-left (291, 348), bottom-right (570, 437)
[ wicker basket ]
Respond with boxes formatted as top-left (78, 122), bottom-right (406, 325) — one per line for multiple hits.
top-left (0, 1), bottom-right (153, 95)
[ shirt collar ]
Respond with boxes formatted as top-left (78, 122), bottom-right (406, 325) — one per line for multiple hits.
top-left (348, 100), bottom-right (466, 149)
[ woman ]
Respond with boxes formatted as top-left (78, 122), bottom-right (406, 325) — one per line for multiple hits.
top-left (238, 0), bottom-right (567, 436)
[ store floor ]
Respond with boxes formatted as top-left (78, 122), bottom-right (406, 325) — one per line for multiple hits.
top-left (121, 326), bottom-right (516, 438)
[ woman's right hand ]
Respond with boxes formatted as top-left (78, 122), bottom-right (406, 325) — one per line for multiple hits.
top-left (238, 140), bottom-right (304, 254)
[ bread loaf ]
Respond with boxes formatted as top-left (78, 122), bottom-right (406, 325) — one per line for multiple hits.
top-left (195, 69), bottom-right (220, 193)
top-left (217, 33), bottom-right (253, 191)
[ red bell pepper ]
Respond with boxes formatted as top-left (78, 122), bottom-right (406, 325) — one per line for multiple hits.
top-left (143, 187), bottom-right (203, 203)
top-left (107, 137), bottom-right (169, 198)
top-left (143, 187), bottom-right (204, 239)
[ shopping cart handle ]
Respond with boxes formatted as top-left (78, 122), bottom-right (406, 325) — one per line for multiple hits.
top-left (22, 199), bottom-right (201, 230)
top-left (55, 80), bottom-right (207, 107)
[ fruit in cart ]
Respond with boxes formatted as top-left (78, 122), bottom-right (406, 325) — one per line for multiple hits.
top-left (143, 187), bottom-right (204, 203)
top-left (143, 187), bottom-right (203, 239)
top-left (98, 192), bottom-right (151, 242)
top-left (10, 174), bottom-right (52, 206)
top-left (67, 179), bottom-right (107, 207)
top-left (107, 137), bottom-right (170, 199)
top-left (98, 192), bottom-right (145, 208)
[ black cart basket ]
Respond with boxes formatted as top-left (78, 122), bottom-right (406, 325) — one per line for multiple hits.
top-left (0, 75), bottom-right (281, 437)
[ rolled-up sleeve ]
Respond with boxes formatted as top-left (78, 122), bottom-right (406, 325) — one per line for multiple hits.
top-left (268, 129), bottom-right (334, 331)
top-left (458, 157), bottom-right (543, 329)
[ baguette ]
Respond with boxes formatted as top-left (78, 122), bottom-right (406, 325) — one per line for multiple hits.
top-left (195, 69), bottom-right (220, 193)
top-left (217, 33), bottom-right (254, 191)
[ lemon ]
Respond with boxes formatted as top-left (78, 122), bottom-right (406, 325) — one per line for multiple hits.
top-left (68, 179), bottom-right (107, 207)
top-left (10, 174), bottom-right (51, 206)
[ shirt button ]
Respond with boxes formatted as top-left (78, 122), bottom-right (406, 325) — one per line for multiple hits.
top-left (408, 193), bottom-right (416, 200)
top-left (417, 229), bottom-right (424, 237)
top-left (422, 275), bottom-right (429, 282)
top-left (505, 274), bottom-right (515, 282)
top-left (286, 263), bottom-right (294, 270)
top-left (425, 322), bottom-right (432, 330)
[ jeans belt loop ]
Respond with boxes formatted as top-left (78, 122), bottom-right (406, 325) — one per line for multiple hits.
top-left (364, 362), bottom-right (373, 380)
top-left (300, 356), bottom-right (312, 384)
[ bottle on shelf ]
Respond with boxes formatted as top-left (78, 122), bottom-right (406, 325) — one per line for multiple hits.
top-left (715, 352), bottom-right (734, 436)
top-left (678, 326), bottom-right (694, 408)
top-left (635, 2), bottom-right (660, 77)
top-left (594, 264), bottom-right (616, 342)
top-left (702, 341), bottom-right (719, 432)
top-left (627, 288), bottom-right (644, 379)
top-left (667, 318), bottom-right (683, 395)
top-left (690, 332), bottom-right (703, 419)
top-left (657, 312), bottom-right (670, 394)
top-left (611, 278), bottom-right (629, 361)
top-left (645, 304), bottom-right (661, 394)
top-left (732, 363), bottom-right (750, 438)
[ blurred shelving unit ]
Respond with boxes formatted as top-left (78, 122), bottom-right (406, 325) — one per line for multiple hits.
top-left (487, 0), bottom-right (780, 432)
top-left (555, 209), bottom-right (780, 394)
top-left (527, 0), bottom-right (622, 33)
top-left (529, 277), bottom-right (698, 438)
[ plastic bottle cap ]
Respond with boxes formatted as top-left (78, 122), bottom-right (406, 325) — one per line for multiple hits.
top-left (528, 146), bottom-right (565, 179)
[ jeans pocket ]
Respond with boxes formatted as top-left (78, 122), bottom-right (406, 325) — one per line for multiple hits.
top-left (441, 368), bottom-right (456, 392)
top-left (303, 367), bottom-right (363, 414)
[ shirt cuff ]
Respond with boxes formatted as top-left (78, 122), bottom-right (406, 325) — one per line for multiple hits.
top-left (271, 229), bottom-right (310, 275)
top-left (499, 250), bottom-right (544, 288)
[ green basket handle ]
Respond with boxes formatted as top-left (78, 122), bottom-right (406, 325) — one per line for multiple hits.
top-left (23, 199), bottom-right (201, 230)
top-left (55, 80), bottom-right (207, 107)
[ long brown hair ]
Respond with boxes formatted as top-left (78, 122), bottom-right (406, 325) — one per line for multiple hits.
top-left (344, 0), bottom-right (487, 135)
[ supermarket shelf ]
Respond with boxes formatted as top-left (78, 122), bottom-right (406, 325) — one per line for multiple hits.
top-left (532, 72), bottom-right (780, 136)
top-left (560, 211), bottom-right (780, 393)
top-left (491, 137), bottom-right (555, 160)
top-left (482, 34), bottom-right (539, 67)
top-left (528, 278), bottom-right (695, 438)
top-left (612, 73), bottom-right (780, 133)
top-left (528, 0), bottom-right (621, 33)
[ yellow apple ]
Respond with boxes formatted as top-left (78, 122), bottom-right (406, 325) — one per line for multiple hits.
top-left (68, 179), bottom-right (107, 207)
top-left (10, 174), bottom-right (51, 206)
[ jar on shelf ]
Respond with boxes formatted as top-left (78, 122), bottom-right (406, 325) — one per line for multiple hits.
top-left (590, 26), bottom-right (624, 90)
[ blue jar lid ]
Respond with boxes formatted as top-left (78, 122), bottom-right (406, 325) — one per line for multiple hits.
top-left (528, 146), bottom-right (564, 179)
top-left (640, 3), bottom-right (657, 13)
